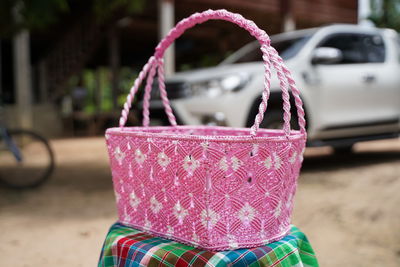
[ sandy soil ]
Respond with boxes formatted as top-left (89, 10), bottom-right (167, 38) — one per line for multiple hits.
top-left (0, 137), bottom-right (399, 266)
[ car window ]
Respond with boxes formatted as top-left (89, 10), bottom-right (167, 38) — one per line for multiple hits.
top-left (275, 36), bottom-right (312, 60)
top-left (318, 33), bottom-right (385, 64)
top-left (231, 43), bottom-right (262, 63)
top-left (362, 35), bottom-right (385, 62)
top-left (224, 35), bottom-right (312, 64)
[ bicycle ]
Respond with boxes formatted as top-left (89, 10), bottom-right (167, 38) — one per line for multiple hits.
top-left (0, 122), bottom-right (55, 189)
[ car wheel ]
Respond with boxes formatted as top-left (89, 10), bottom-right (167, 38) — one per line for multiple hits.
top-left (259, 110), bottom-right (299, 130)
top-left (260, 111), bottom-right (284, 129)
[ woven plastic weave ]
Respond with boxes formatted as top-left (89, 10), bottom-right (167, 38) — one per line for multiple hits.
top-left (106, 9), bottom-right (307, 251)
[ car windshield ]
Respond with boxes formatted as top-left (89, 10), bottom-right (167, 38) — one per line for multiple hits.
top-left (221, 34), bottom-right (312, 64)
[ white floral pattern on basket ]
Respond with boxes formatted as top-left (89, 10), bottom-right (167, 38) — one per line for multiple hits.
top-left (105, 9), bottom-right (307, 251)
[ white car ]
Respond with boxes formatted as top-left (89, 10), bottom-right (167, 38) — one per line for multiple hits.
top-left (149, 24), bottom-right (400, 152)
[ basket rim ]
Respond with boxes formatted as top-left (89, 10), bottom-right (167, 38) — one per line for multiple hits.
top-left (106, 125), bottom-right (306, 143)
top-left (118, 220), bottom-right (292, 251)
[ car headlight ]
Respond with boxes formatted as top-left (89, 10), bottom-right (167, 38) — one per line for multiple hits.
top-left (190, 73), bottom-right (250, 98)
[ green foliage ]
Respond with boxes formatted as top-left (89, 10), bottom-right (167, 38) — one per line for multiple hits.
top-left (0, 0), bottom-right (144, 37)
top-left (0, 0), bottom-right (69, 36)
top-left (69, 67), bottom-right (138, 114)
top-left (93, 0), bottom-right (145, 21)
top-left (369, 0), bottom-right (400, 32)
top-left (119, 67), bottom-right (139, 95)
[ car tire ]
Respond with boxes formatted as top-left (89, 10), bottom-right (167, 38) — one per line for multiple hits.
top-left (259, 110), bottom-right (299, 130)
top-left (259, 110), bottom-right (285, 129)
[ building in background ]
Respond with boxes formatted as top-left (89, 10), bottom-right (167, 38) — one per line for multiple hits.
top-left (0, 0), bottom-right (358, 137)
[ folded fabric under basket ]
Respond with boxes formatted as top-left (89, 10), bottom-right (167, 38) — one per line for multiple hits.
top-left (98, 222), bottom-right (319, 267)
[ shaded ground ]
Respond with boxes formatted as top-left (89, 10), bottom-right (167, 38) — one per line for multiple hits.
top-left (0, 137), bottom-right (399, 266)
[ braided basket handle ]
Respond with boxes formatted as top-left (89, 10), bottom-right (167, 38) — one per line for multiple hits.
top-left (119, 9), bottom-right (306, 136)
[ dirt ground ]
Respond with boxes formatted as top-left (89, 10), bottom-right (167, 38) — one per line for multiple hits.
top-left (0, 137), bottom-right (399, 267)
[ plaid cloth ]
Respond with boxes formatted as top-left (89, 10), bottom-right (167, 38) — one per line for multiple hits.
top-left (99, 223), bottom-right (318, 267)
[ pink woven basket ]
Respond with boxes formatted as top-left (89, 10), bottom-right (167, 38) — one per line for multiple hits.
top-left (106, 9), bottom-right (307, 250)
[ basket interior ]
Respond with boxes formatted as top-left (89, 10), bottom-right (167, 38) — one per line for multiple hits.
top-left (108, 125), bottom-right (304, 140)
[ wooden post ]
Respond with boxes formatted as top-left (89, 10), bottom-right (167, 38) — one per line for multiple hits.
top-left (159, 0), bottom-right (175, 76)
top-left (280, 0), bottom-right (296, 32)
top-left (108, 25), bottom-right (120, 109)
top-left (13, 30), bottom-right (33, 129)
top-left (38, 60), bottom-right (48, 103)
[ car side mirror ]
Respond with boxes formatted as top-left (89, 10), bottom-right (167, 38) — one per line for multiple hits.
top-left (311, 47), bottom-right (343, 65)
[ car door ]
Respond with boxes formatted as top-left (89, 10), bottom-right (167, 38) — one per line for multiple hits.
top-left (309, 32), bottom-right (394, 137)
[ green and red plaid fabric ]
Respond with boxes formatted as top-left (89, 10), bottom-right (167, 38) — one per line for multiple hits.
top-left (98, 223), bottom-right (318, 267)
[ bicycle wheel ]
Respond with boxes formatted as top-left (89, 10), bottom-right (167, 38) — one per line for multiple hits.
top-left (0, 129), bottom-right (55, 189)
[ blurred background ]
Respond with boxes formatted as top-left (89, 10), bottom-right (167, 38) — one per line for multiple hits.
top-left (0, 0), bottom-right (399, 266)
